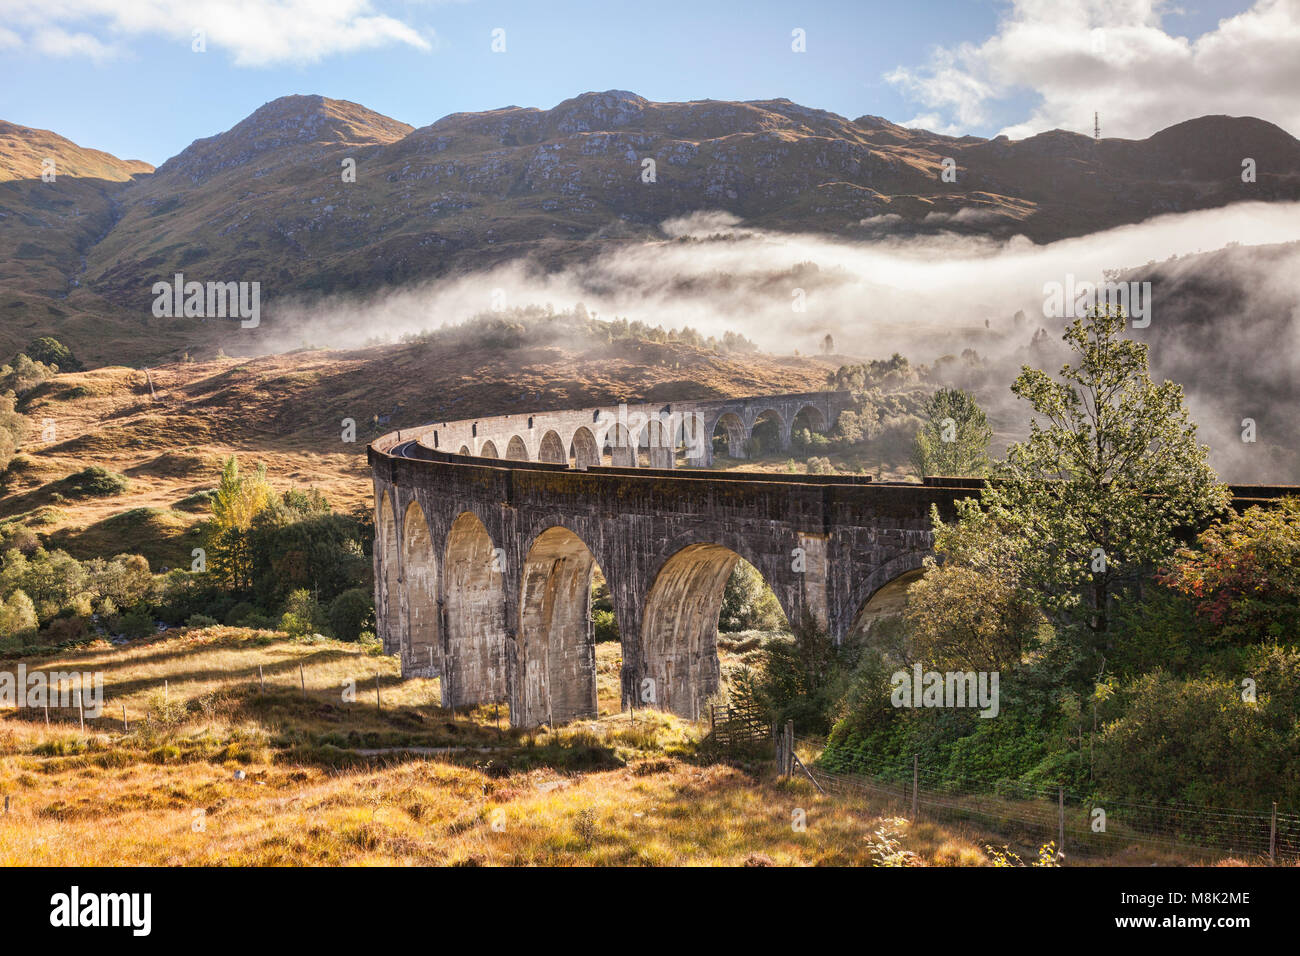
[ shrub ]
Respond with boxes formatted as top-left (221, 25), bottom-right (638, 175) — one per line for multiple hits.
top-left (58, 466), bottom-right (129, 498)
top-left (0, 589), bottom-right (38, 646)
top-left (327, 588), bottom-right (373, 642)
top-left (593, 608), bottom-right (619, 643)
top-left (114, 608), bottom-right (155, 639)
top-left (25, 337), bottom-right (82, 372)
top-left (185, 614), bottom-right (219, 628)
top-left (719, 561), bottom-right (785, 632)
top-left (280, 588), bottom-right (326, 638)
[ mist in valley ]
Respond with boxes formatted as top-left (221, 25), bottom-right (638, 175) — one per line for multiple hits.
top-left (254, 200), bottom-right (1300, 483)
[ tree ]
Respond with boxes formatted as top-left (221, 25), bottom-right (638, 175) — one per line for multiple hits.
top-left (1157, 497), bottom-right (1300, 643)
top-left (906, 499), bottom-right (1043, 670)
top-left (910, 387), bottom-right (992, 477)
top-left (982, 307), bottom-right (1228, 639)
top-left (25, 337), bottom-right (82, 372)
top-left (719, 560), bottom-right (785, 632)
top-left (206, 456), bottom-right (272, 592)
top-left (0, 392), bottom-right (25, 472)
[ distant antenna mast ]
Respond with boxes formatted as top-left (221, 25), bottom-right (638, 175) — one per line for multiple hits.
top-left (1094, 112), bottom-right (1100, 141)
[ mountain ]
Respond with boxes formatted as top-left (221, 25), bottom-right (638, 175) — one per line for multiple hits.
top-left (2, 91), bottom-right (1300, 362)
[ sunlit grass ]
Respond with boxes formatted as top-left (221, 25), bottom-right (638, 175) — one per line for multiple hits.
top-left (0, 626), bottom-right (1235, 866)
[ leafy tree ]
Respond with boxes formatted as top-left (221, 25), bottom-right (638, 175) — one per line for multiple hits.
top-left (910, 387), bottom-right (992, 477)
top-left (719, 560), bottom-right (785, 632)
top-left (0, 589), bottom-right (38, 647)
top-left (1157, 497), bottom-right (1300, 643)
top-left (0, 354), bottom-right (54, 396)
top-left (248, 494), bottom-right (369, 606)
top-left (745, 618), bottom-right (862, 735)
top-left (327, 588), bottom-right (374, 642)
top-left (280, 588), bottom-right (326, 637)
top-left (205, 456), bottom-right (272, 593)
top-left (25, 337), bottom-right (82, 372)
top-left (979, 307), bottom-right (1228, 640)
top-left (0, 392), bottom-right (25, 472)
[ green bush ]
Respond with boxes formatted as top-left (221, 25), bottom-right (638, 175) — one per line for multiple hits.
top-left (327, 588), bottom-right (373, 642)
top-left (719, 561), bottom-right (785, 633)
top-left (25, 337), bottom-right (82, 372)
top-left (1094, 646), bottom-right (1300, 810)
top-left (114, 608), bottom-right (155, 639)
top-left (58, 466), bottom-right (129, 498)
top-left (280, 588), bottom-right (326, 638)
top-left (593, 608), bottom-right (619, 643)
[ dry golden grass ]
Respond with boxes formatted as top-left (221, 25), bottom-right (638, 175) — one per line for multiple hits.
top-left (0, 627), bottom-right (1041, 867)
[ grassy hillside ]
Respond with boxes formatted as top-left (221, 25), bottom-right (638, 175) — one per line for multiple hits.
top-left (1, 329), bottom-right (834, 566)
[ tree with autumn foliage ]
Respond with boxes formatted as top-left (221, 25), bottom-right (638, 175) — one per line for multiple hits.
top-left (205, 456), bottom-right (273, 593)
top-left (1158, 497), bottom-right (1300, 643)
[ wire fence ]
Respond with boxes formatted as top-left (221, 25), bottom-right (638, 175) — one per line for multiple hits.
top-left (788, 734), bottom-right (1299, 862)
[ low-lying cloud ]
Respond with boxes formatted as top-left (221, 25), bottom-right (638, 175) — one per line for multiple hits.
top-left (261, 199), bottom-right (1300, 482)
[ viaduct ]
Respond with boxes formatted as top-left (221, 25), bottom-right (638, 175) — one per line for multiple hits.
top-left (368, 390), bottom-right (1292, 728)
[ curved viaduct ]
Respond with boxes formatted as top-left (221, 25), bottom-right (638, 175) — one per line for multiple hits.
top-left (368, 390), bottom-right (983, 727)
top-left (368, 390), bottom-right (1295, 728)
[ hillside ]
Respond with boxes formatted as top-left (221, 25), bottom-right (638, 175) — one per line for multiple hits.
top-left (1, 93), bottom-right (1298, 365)
top-left (1, 331), bottom-right (833, 566)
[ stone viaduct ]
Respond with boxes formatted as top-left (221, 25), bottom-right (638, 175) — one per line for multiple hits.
top-left (368, 390), bottom-right (982, 727)
top-left (368, 390), bottom-right (1295, 729)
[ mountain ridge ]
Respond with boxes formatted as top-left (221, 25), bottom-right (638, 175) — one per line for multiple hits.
top-left (2, 90), bottom-right (1299, 338)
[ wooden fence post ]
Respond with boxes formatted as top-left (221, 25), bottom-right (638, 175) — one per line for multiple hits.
top-left (300, 663), bottom-right (306, 698)
top-left (77, 688), bottom-right (84, 732)
top-left (1270, 802), bottom-right (1277, 863)
top-left (122, 702), bottom-right (128, 733)
top-left (1058, 786), bottom-right (1066, 856)
top-left (259, 665), bottom-right (264, 694)
top-left (375, 672), bottom-right (382, 712)
top-left (912, 754), bottom-right (919, 820)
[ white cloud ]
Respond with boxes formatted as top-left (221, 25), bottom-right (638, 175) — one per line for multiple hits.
top-left (0, 0), bottom-right (432, 67)
top-left (886, 0), bottom-right (1300, 139)
top-left (30, 26), bottom-right (120, 62)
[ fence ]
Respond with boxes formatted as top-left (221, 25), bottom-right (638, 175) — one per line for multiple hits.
top-left (703, 699), bottom-right (769, 748)
top-left (777, 729), bottom-right (1299, 863)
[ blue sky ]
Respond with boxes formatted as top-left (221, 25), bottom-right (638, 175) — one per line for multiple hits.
top-left (0, 0), bottom-right (1282, 166)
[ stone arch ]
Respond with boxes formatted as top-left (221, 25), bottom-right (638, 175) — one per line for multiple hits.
top-left (604, 422), bottom-right (634, 467)
top-left (402, 501), bottom-right (440, 676)
top-left (538, 430), bottom-right (566, 464)
top-left (639, 541), bottom-right (774, 720)
top-left (506, 435), bottom-right (529, 461)
top-left (748, 408), bottom-right (785, 457)
top-left (479, 439), bottom-right (499, 459)
top-left (792, 403), bottom-right (827, 434)
top-left (457, 445), bottom-right (470, 456)
top-left (845, 551), bottom-right (930, 640)
top-left (443, 511), bottom-right (508, 708)
top-left (643, 417), bottom-right (674, 469)
top-left (711, 411), bottom-right (746, 459)
top-left (517, 526), bottom-right (602, 726)
top-left (570, 426), bottom-right (600, 470)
